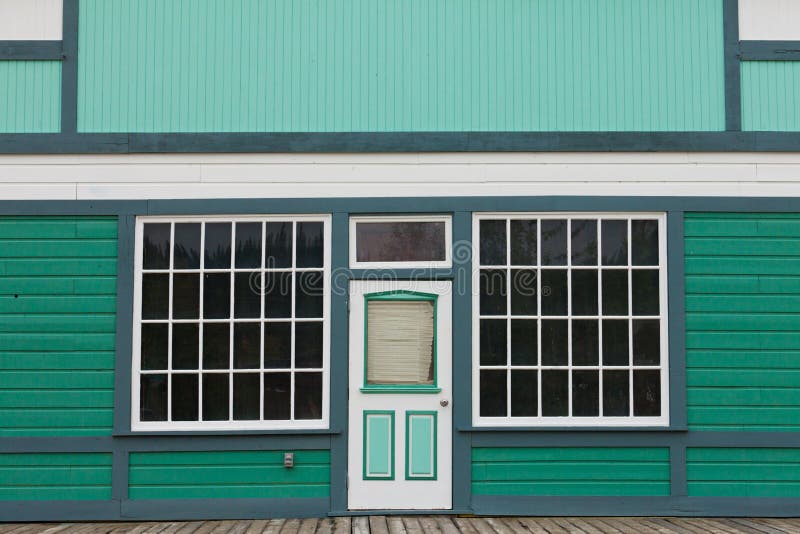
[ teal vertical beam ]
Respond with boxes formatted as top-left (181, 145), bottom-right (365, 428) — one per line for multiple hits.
top-left (724, 0), bottom-right (742, 131)
top-left (329, 211), bottom-right (349, 512)
top-left (451, 211), bottom-right (472, 512)
top-left (667, 211), bottom-right (687, 431)
top-left (670, 445), bottom-right (688, 497)
top-left (61, 0), bottom-right (79, 132)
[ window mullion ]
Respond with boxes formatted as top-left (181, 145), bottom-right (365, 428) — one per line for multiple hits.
top-left (167, 222), bottom-right (175, 423)
top-left (506, 219), bottom-right (511, 419)
top-left (536, 218), bottom-right (542, 419)
top-left (198, 223), bottom-right (205, 422)
top-left (598, 218), bottom-right (604, 418)
top-left (260, 221), bottom-right (266, 422)
top-left (627, 218), bottom-right (634, 418)
top-left (229, 223), bottom-right (236, 422)
top-left (291, 221), bottom-right (297, 422)
top-left (566, 217), bottom-right (573, 418)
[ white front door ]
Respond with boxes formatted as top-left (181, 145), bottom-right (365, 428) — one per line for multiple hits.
top-left (347, 280), bottom-right (452, 510)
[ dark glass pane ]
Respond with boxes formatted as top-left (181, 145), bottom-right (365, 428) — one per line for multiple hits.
top-left (511, 320), bottom-right (537, 365)
top-left (632, 269), bottom-right (660, 316)
top-left (297, 222), bottom-right (324, 268)
top-left (204, 223), bottom-right (232, 269)
top-left (511, 370), bottom-right (537, 417)
top-left (173, 223), bottom-right (201, 269)
top-left (264, 272), bottom-right (292, 318)
top-left (234, 322), bottom-right (260, 369)
top-left (171, 374), bottom-right (199, 421)
top-left (510, 220), bottom-right (537, 265)
top-left (601, 270), bottom-right (628, 315)
top-left (296, 271), bottom-right (323, 318)
top-left (572, 320), bottom-right (599, 366)
top-left (602, 320), bottom-right (629, 366)
top-left (356, 221), bottom-right (446, 263)
top-left (479, 270), bottom-right (507, 316)
top-left (265, 222), bottom-right (293, 268)
top-left (172, 273), bottom-right (200, 319)
top-left (632, 220), bottom-right (659, 266)
top-left (264, 322), bottom-right (291, 368)
top-left (511, 269), bottom-right (537, 315)
top-left (141, 323), bottom-right (168, 370)
top-left (480, 220), bottom-right (506, 265)
top-left (203, 273), bottom-right (230, 319)
top-left (295, 372), bottom-right (323, 420)
top-left (541, 320), bottom-right (568, 365)
top-left (142, 273), bottom-right (169, 319)
top-left (572, 370), bottom-right (599, 417)
top-left (140, 374), bottom-right (167, 421)
top-left (143, 223), bottom-right (171, 269)
top-left (601, 220), bottom-right (628, 266)
top-left (541, 269), bottom-right (567, 316)
top-left (541, 219), bottom-right (567, 265)
top-left (571, 220), bottom-right (598, 266)
top-left (172, 323), bottom-right (199, 370)
top-left (480, 319), bottom-right (507, 366)
top-left (571, 270), bottom-right (598, 316)
top-left (233, 373), bottom-right (260, 420)
top-left (235, 222), bottom-right (262, 269)
top-left (296, 322), bottom-right (323, 368)
top-left (202, 322), bottom-right (230, 369)
top-left (234, 272), bottom-right (261, 318)
top-left (541, 370), bottom-right (568, 416)
top-left (603, 370), bottom-right (630, 416)
top-left (633, 320), bottom-right (661, 365)
top-left (479, 370), bottom-right (507, 417)
top-left (264, 373), bottom-right (291, 420)
top-left (634, 370), bottom-right (661, 416)
top-left (202, 374), bottom-right (229, 421)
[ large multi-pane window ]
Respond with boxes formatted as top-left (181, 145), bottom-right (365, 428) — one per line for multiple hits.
top-left (132, 216), bottom-right (330, 430)
top-left (473, 213), bottom-right (668, 426)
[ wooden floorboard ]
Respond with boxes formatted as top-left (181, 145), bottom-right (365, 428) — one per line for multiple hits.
top-left (3, 518), bottom-right (800, 533)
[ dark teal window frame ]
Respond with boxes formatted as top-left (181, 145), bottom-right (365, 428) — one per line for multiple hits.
top-left (361, 290), bottom-right (440, 394)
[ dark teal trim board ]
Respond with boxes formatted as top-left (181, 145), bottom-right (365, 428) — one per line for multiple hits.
top-left (5, 131), bottom-right (800, 153)
top-left (723, 0), bottom-right (742, 131)
top-left (740, 41), bottom-right (800, 61)
top-left (61, 0), bottom-right (79, 133)
top-left (0, 41), bottom-right (63, 60)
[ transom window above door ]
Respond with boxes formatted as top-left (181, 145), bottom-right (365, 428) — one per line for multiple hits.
top-left (350, 216), bottom-right (452, 268)
top-left (473, 213), bottom-right (668, 427)
top-left (132, 215), bottom-right (330, 431)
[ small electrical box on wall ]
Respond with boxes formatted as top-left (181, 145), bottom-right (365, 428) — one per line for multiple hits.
top-left (283, 452), bottom-right (294, 468)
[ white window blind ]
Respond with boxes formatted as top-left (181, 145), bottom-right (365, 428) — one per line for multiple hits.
top-left (367, 301), bottom-right (434, 385)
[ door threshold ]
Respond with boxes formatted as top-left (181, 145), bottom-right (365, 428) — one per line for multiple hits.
top-left (330, 509), bottom-right (471, 516)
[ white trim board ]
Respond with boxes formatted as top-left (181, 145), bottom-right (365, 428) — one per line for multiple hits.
top-left (1, 153), bottom-right (800, 199)
top-left (0, 0), bottom-right (62, 40)
top-left (739, 0), bottom-right (800, 41)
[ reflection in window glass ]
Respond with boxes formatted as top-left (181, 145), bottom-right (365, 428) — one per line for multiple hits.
top-left (355, 220), bottom-right (447, 263)
top-left (476, 215), bottom-right (666, 424)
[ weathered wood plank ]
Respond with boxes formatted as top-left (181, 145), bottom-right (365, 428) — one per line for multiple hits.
top-left (385, 517), bottom-right (406, 534)
top-left (613, 518), bottom-right (662, 534)
top-left (369, 516), bottom-right (389, 534)
top-left (400, 517), bottom-right (424, 534)
top-left (262, 519), bottom-right (286, 534)
top-left (464, 518), bottom-right (497, 534)
top-left (416, 517), bottom-right (441, 534)
top-left (495, 518), bottom-right (530, 534)
top-left (314, 519), bottom-right (333, 534)
top-left (759, 519), bottom-right (800, 534)
top-left (296, 519), bottom-right (317, 534)
top-left (175, 521), bottom-right (206, 534)
top-left (432, 517), bottom-right (461, 534)
top-left (352, 517), bottom-right (370, 534)
top-left (332, 517), bottom-right (352, 534)
top-left (515, 517), bottom-right (550, 534)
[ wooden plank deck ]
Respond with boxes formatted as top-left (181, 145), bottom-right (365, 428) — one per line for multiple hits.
top-left (1, 517), bottom-right (800, 534)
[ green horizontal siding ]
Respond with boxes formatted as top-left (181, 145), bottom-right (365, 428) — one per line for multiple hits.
top-left (688, 448), bottom-right (800, 497)
top-left (0, 217), bottom-right (117, 437)
top-left (471, 447), bottom-right (670, 496)
top-left (742, 61), bottom-right (800, 132)
top-left (129, 450), bottom-right (331, 499)
top-left (0, 453), bottom-right (112, 500)
top-left (685, 213), bottom-right (800, 431)
top-left (0, 61), bottom-right (61, 133)
top-left (78, 0), bottom-right (724, 133)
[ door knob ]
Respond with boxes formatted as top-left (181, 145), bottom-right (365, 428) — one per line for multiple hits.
top-left (440, 399), bottom-right (449, 407)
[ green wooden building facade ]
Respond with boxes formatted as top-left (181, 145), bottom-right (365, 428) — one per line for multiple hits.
top-left (2, 0), bottom-right (800, 521)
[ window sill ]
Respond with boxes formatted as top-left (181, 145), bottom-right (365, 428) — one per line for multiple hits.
top-left (360, 386), bottom-right (442, 394)
top-left (114, 428), bottom-right (342, 437)
top-left (459, 426), bottom-right (686, 432)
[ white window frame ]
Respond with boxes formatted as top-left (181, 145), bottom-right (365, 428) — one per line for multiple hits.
top-left (349, 215), bottom-right (452, 269)
top-left (471, 212), bottom-right (669, 428)
top-left (131, 214), bottom-right (331, 432)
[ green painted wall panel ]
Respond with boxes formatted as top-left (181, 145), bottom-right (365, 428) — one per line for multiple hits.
top-left (129, 451), bottom-right (331, 500)
top-left (742, 61), bottom-right (800, 132)
top-left (0, 453), bottom-right (111, 500)
top-left (0, 217), bottom-right (117, 437)
top-left (78, 0), bottom-right (725, 133)
top-left (685, 213), bottom-right (800, 431)
top-left (688, 448), bottom-right (800, 497)
top-left (0, 61), bottom-right (61, 133)
top-left (471, 447), bottom-right (669, 496)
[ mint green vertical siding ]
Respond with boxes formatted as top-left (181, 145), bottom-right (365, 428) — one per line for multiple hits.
top-left (0, 217), bottom-right (117, 436)
top-left (471, 448), bottom-right (670, 496)
top-left (129, 451), bottom-right (331, 499)
top-left (0, 453), bottom-right (112, 500)
top-left (688, 448), bottom-right (800, 497)
top-left (78, 0), bottom-right (725, 133)
top-left (742, 62), bottom-right (800, 132)
top-left (0, 61), bottom-right (61, 133)
top-left (686, 213), bottom-right (800, 431)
